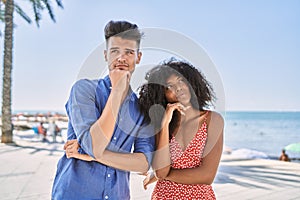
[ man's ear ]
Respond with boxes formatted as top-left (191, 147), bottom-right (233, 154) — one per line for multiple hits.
top-left (136, 51), bottom-right (142, 64)
top-left (104, 50), bottom-right (108, 61)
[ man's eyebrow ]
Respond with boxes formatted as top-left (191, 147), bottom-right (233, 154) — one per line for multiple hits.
top-left (125, 48), bottom-right (136, 51)
top-left (109, 47), bottom-right (136, 51)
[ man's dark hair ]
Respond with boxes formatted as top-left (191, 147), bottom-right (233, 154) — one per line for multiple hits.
top-left (104, 20), bottom-right (143, 47)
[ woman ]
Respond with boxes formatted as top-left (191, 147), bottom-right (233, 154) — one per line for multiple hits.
top-left (139, 59), bottom-right (224, 199)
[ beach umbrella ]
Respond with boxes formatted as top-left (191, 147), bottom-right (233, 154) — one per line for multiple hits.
top-left (284, 143), bottom-right (300, 153)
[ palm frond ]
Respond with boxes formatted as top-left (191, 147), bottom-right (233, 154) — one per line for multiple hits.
top-left (55, 0), bottom-right (63, 9)
top-left (1, 0), bottom-right (64, 28)
top-left (0, 9), bottom-right (5, 22)
top-left (30, 0), bottom-right (43, 27)
top-left (41, 0), bottom-right (55, 22)
top-left (0, 0), bottom-right (5, 23)
top-left (14, 2), bottom-right (32, 24)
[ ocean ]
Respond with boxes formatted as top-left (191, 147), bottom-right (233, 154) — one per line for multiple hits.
top-left (4, 110), bottom-right (300, 160)
top-left (224, 111), bottom-right (300, 160)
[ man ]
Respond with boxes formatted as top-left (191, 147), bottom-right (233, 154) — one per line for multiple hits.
top-left (279, 149), bottom-right (290, 162)
top-left (52, 20), bottom-right (155, 200)
top-left (38, 122), bottom-right (47, 142)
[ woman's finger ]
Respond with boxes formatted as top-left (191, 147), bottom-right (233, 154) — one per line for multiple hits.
top-left (169, 103), bottom-right (186, 115)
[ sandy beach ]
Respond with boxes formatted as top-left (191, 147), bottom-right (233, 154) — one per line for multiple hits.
top-left (0, 130), bottom-right (299, 200)
top-left (130, 154), bottom-right (300, 200)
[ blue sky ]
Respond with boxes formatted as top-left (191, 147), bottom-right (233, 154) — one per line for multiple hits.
top-left (0, 0), bottom-right (299, 112)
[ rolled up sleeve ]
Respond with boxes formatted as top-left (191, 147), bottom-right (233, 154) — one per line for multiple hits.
top-left (66, 79), bottom-right (99, 158)
top-left (133, 124), bottom-right (155, 169)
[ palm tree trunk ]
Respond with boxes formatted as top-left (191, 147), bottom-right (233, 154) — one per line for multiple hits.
top-left (1, 0), bottom-right (14, 143)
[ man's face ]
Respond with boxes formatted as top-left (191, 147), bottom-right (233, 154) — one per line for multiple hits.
top-left (104, 36), bottom-right (142, 73)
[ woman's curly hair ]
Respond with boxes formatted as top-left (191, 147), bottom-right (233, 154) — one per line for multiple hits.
top-left (138, 58), bottom-right (215, 136)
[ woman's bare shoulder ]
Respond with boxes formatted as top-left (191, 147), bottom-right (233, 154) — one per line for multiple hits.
top-left (209, 111), bottom-right (224, 124)
top-left (207, 111), bottom-right (224, 131)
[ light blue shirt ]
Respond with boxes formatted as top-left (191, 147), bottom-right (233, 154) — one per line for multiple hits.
top-left (52, 76), bottom-right (155, 200)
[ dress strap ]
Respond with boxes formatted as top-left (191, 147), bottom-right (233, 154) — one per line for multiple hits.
top-left (203, 111), bottom-right (209, 122)
top-left (204, 111), bottom-right (212, 129)
top-left (197, 111), bottom-right (209, 131)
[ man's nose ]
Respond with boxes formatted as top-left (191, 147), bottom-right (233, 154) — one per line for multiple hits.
top-left (117, 52), bottom-right (126, 62)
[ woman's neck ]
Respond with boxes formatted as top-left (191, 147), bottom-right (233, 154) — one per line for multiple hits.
top-left (181, 107), bottom-right (197, 122)
top-left (181, 107), bottom-right (207, 122)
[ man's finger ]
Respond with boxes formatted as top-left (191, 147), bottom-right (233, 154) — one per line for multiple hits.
top-left (64, 139), bottom-right (77, 150)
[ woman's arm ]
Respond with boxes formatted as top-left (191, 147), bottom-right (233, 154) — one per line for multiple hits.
top-left (152, 103), bottom-right (187, 179)
top-left (143, 172), bottom-right (158, 190)
top-left (152, 126), bottom-right (172, 179)
top-left (165, 112), bottom-right (224, 185)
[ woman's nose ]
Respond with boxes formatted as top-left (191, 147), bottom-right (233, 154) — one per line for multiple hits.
top-left (175, 84), bottom-right (182, 92)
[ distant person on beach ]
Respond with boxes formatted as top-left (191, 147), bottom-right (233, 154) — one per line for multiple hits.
top-left (51, 20), bottom-right (155, 200)
top-left (140, 59), bottom-right (224, 199)
top-left (279, 149), bottom-right (290, 162)
top-left (37, 122), bottom-right (47, 142)
top-left (48, 120), bottom-right (60, 143)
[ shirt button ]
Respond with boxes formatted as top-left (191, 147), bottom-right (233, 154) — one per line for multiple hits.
top-left (113, 137), bottom-right (117, 140)
top-left (107, 174), bottom-right (111, 178)
top-left (105, 195), bottom-right (109, 199)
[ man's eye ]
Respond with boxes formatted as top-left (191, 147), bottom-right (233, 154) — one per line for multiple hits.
top-left (126, 50), bottom-right (134, 55)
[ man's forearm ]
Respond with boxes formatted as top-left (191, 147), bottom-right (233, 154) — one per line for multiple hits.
top-left (71, 150), bottom-right (149, 173)
top-left (90, 90), bottom-right (123, 159)
top-left (96, 150), bottom-right (149, 173)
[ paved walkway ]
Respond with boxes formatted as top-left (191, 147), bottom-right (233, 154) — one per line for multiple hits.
top-left (1, 130), bottom-right (300, 199)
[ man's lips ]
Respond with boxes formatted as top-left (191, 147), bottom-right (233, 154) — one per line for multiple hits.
top-left (115, 64), bottom-right (128, 70)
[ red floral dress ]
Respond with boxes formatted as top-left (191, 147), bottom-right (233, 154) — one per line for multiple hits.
top-left (151, 114), bottom-right (216, 200)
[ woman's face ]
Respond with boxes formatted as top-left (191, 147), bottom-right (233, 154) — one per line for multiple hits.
top-left (165, 74), bottom-right (191, 106)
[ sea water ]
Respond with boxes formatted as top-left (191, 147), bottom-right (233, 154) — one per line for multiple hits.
top-left (6, 110), bottom-right (300, 160)
top-left (224, 111), bottom-right (300, 159)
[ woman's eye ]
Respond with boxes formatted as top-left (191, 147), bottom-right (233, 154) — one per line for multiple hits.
top-left (167, 85), bottom-right (173, 90)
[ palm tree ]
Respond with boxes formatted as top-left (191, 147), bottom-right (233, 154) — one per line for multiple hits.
top-left (1, 0), bottom-right (14, 143)
top-left (1, 0), bottom-right (63, 143)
